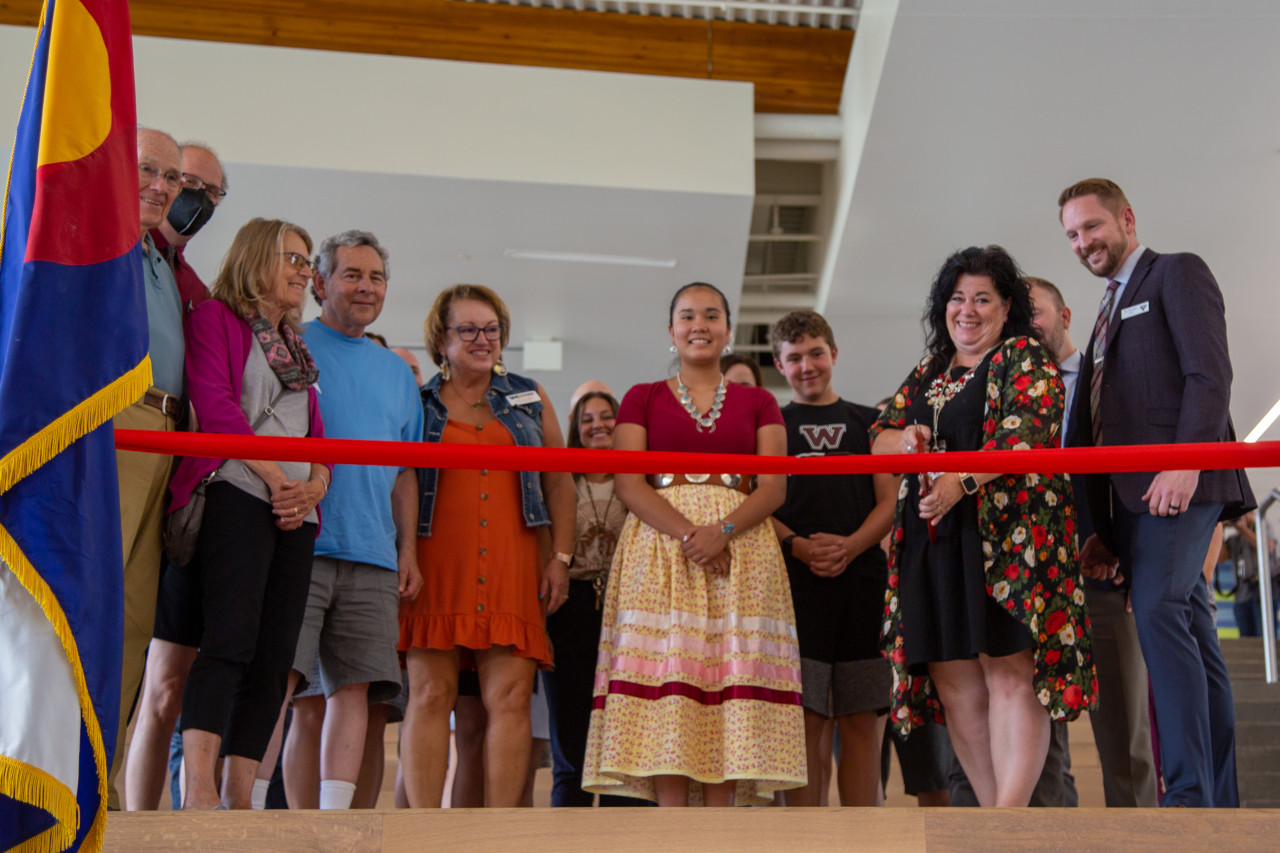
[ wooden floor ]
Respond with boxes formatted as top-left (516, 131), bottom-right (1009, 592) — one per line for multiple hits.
top-left (128, 714), bottom-right (1110, 810)
top-left (104, 807), bottom-right (1280, 852)
top-left (106, 715), bottom-right (1280, 851)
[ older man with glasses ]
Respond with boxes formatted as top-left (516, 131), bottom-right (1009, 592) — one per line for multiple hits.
top-left (107, 126), bottom-right (184, 808)
top-left (124, 141), bottom-right (231, 810)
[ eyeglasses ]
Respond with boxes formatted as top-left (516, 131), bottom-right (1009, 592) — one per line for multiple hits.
top-left (139, 162), bottom-right (182, 191)
top-left (449, 324), bottom-right (504, 342)
top-left (276, 251), bottom-right (318, 274)
top-left (180, 172), bottom-right (228, 202)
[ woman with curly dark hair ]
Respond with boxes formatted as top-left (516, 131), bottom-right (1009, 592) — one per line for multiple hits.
top-left (870, 245), bottom-right (1096, 807)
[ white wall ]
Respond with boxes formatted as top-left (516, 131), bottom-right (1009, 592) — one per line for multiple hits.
top-left (2, 25), bottom-right (755, 196)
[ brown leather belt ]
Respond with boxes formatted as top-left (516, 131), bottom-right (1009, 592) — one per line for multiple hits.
top-left (142, 389), bottom-right (183, 421)
top-left (649, 473), bottom-right (752, 495)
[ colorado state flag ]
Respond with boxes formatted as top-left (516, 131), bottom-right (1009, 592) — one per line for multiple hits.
top-left (0, 1), bottom-right (148, 851)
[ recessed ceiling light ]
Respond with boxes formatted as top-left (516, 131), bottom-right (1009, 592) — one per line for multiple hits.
top-left (504, 249), bottom-right (677, 268)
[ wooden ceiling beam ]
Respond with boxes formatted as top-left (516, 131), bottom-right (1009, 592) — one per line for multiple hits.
top-left (0, 1), bottom-right (851, 113)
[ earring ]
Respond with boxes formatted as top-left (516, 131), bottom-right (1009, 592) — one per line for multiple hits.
top-left (440, 360), bottom-right (451, 382)
top-left (669, 345), bottom-right (677, 353)
top-left (492, 358), bottom-right (508, 377)
top-left (722, 344), bottom-right (733, 355)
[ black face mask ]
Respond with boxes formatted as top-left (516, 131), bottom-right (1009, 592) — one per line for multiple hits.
top-left (166, 186), bottom-right (216, 237)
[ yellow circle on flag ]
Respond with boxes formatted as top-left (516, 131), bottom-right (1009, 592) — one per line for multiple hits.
top-left (38, 0), bottom-right (111, 167)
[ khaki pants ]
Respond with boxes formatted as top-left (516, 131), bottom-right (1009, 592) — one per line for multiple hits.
top-left (107, 397), bottom-right (176, 808)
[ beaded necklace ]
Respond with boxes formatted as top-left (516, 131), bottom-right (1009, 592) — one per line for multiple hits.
top-left (676, 372), bottom-right (726, 433)
top-left (580, 477), bottom-right (617, 609)
top-left (924, 361), bottom-right (981, 452)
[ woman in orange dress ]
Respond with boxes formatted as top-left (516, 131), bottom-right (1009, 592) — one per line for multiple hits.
top-left (398, 284), bottom-right (574, 808)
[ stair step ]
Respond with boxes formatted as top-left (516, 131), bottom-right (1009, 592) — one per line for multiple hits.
top-left (1231, 680), bottom-right (1280, 702)
top-left (1236, 745), bottom-right (1280, 774)
top-left (1238, 720), bottom-right (1280, 741)
top-left (1219, 638), bottom-right (1280, 661)
top-left (1227, 660), bottom-right (1280, 680)
top-left (1242, 797), bottom-right (1280, 808)
top-left (1240, 771), bottom-right (1280, 807)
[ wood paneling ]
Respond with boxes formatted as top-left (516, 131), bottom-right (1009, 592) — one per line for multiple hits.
top-left (103, 808), bottom-right (1280, 853)
top-left (0, 1), bottom-right (851, 113)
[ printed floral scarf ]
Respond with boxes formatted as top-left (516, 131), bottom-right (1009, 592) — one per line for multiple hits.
top-left (247, 310), bottom-right (318, 390)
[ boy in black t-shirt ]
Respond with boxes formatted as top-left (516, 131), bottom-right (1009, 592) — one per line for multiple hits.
top-left (770, 311), bottom-right (898, 806)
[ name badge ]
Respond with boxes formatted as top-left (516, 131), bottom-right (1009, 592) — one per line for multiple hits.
top-left (506, 390), bottom-right (541, 407)
top-left (1120, 301), bottom-right (1150, 320)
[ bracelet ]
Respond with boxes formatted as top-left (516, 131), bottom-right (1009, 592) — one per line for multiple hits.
top-left (315, 469), bottom-right (330, 498)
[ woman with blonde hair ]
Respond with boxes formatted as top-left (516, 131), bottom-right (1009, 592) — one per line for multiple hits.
top-left (398, 284), bottom-right (575, 807)
top-left (169, 217), bottom-right (331, 809)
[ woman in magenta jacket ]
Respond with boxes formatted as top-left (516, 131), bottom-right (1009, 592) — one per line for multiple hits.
top-left (168, 218), bottom-right (331, 810)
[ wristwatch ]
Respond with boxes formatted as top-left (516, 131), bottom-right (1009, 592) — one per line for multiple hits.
top-left (552, 551), bottom-right (575, 567)
top-left (780, 534), bottom-right (797, 557)
top-left (958, 473), bottom-right (980, 495)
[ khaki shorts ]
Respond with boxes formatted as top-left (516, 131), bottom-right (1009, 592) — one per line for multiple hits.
top-left (291, 557), bottom-right (402, 703)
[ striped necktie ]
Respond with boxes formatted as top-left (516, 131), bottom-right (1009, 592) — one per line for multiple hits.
top-left (1089, 279), bottom-right (1121, 444)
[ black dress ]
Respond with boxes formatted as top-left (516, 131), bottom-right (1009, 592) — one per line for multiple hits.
top-left (898, 356), bottom-right (1032, 674)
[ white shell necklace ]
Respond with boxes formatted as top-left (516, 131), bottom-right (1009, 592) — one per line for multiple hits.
top-left (676, 372), bottom-right (726, 433)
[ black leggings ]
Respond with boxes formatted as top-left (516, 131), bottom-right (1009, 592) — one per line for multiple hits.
top-left (180, 482), bottom-right (315, 760)
top-left (543, 579), bottom-right (645, 807)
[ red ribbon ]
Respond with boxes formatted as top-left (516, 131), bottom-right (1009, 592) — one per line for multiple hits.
top-left (113, 429), bottom-right (1280, 475)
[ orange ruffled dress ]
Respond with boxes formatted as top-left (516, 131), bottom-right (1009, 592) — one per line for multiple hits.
top-left (399, 419), bottom-right (551, 667)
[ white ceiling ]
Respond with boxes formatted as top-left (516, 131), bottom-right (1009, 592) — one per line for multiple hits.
top-left (182, 167), bottom-right (753, 405)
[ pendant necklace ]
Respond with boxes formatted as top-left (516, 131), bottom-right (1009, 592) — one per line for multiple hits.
top-left (447, 380), bottom-right (487, 410)
top-left (583, 477), bottom-right (617, 609)
top-left (677, 372), bottom-right (726, 433)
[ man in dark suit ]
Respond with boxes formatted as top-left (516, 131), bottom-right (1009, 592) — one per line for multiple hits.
top-left (1059, 178), bottom-right (1254, 807)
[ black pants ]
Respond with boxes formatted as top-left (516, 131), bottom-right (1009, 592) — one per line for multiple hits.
top-left (180, 482), bottom-right (315, 760)
top-left (543, 579), bottom-right (644, 807)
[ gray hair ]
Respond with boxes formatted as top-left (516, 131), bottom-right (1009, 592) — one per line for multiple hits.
top-left (178, 140), bottom-right (228, 192)
top-left (311, 230), bottom-right (391, 306)
top-left (136, 125), bottom-right (179, 153)
top-left (317, 229), bottom-right (390, 281)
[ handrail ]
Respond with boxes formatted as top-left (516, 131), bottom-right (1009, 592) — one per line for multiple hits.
top-left (1255, 489), bottom-right (1278, 684)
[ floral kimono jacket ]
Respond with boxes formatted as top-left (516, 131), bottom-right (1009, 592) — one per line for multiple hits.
top-left (871, 336), bottom-right (1098, 737)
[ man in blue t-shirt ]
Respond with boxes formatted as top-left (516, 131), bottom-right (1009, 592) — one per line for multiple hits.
top-left (288, 230), bottom-right (423, 810)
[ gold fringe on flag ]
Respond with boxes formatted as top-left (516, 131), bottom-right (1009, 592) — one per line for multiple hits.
top-left (0, 755), bottom-right (76, 853)
top-left (0, 355), bottom-right (152, 497)
top-left (0, 531), bottom-right (107, 853)
top-left (0, 354), bottom-right (151, 852)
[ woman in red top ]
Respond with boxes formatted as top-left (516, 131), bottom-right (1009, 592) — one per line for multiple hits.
top-left (582, 282), bottom-right (805, 806)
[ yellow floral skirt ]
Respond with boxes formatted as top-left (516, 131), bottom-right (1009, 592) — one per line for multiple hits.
top-left (581, 485), bottom-right (806, 805)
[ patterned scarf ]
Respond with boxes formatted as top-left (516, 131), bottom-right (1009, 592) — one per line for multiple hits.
top-left (247, 310), bottom-right (319, 390)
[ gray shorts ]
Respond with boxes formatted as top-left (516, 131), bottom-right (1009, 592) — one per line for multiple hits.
top-left (800, 656), bottom-right (892, 719)
top-left (291, 557), bottom-right (402, 704)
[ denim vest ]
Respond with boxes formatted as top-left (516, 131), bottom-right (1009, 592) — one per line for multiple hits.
top-left (416, 370), bottom-right (551, 536)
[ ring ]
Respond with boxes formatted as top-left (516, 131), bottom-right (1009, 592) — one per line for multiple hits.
top-left (293, 507), bottom-right (299, 516)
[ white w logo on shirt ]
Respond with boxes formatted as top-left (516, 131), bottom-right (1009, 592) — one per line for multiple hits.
top-left (799, 423), bottom-right (845, 451)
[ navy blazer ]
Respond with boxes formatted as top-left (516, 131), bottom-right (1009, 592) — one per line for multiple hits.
top-left (1071, 248), bottom-right (1253, 544)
